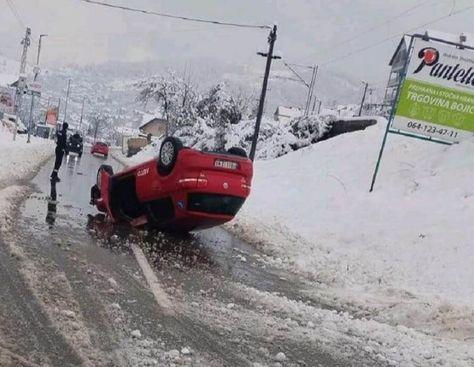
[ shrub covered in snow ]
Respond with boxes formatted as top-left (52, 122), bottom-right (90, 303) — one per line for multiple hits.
top-left (136, 71), bottom-right (338, 160)
top-left (225, 114), bottom-right (336, 160)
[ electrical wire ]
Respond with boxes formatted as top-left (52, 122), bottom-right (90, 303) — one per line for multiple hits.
top-left (4, 0), bottom-right (26, 30)
top-left (319, 3), bottom-right (474, 67)
top-left (77, 0), bottom-right (271, 30)
top-left (282, 61), bottom-right (310, 88)
top-left (301, 0), bottom-right (441, 62)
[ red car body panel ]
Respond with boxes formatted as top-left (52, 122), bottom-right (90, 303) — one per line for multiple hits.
top-left (91, 142), bottom-right (109, 156)
top-left (93, 148), bottom-right (253, 232)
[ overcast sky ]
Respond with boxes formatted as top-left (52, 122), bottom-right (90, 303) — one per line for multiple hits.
top-left (0, 0), bottom-right (473, 85)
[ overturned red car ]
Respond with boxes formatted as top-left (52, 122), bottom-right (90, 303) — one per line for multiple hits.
top-left (90, 137), bottom-right (253, 232)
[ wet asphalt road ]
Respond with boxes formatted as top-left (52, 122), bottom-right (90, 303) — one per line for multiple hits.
top-left (0, 151), bottom-right (369, 366)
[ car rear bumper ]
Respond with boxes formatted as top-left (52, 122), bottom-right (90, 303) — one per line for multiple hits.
top-left (144, 190), bottom-right (246, 231)
top-left (68, 145), bottom-right (83, 153)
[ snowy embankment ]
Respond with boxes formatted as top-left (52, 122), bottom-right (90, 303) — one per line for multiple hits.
top-left (110, 118), bottom-right (474, 364)
top-left (229, 117), bottom-right (474, 344)
top-left (111, 140), bottom-right (160, 167)
top-left (0, 128), bottom-right (54, 229)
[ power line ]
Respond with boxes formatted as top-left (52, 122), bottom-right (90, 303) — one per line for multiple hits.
top-left (319, 3), bottom-right (474, 67)
top-left (4, 0), bottom-right (26, 30)
top-left (302, 0), bottom-right (441, 62)
top-left (77, 0), bottom-right (271, 30)
top-left (282, 61), bottom-right (310, 88)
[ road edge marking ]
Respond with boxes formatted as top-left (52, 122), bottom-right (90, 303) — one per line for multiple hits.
top-left (130, 243), bottom-right (175, 316)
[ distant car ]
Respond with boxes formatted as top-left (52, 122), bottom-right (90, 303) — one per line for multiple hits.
top-left (90, 137), bottom-right (252, 232)
top-left (91, 142), bottom-right (109, 157)
top-left (1, 113), bottom-right (27, 134)
top-left (66, 133), bottom-right (84, 157)
top-left (35, 124), bottom-right (55, 139)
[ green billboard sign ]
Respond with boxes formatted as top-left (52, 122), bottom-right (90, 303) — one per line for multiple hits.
top-left (392, 39), bottom-right (474, 142)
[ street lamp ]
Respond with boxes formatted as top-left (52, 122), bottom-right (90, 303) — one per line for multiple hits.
top-left (36, 34), bottom-right (48, 70)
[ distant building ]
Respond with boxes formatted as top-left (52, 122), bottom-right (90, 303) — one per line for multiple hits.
top-left (383, 37), bottom-right (408, 112)
top-left (274, 106), bottom-right (303, 123)
top-left (139, 117), bottom-right (167, 137)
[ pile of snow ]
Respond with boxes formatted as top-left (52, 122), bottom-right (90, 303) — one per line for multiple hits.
top-left (0, 129), bottom-right (54, 184)
top-left (0, 128), bottom-right (54, 227)
top-left (229, 118), bottom-right (474, 342)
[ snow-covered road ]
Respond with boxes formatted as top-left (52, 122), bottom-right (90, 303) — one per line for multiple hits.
top-left (1, 152), bottom-right (346, 366)
top-left (1, 129), bottom-right (472, 366)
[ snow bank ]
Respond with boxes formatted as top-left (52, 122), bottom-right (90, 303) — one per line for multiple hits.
top-left (0, 129), bottom-right (54, 185)
top-left (0, 129), bottom-right (54, 228)
top-left (229, 118), bottom-right (474, 341)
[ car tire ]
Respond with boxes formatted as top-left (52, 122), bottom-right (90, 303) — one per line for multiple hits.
top-left (79, 152), bottom-right (82, 158)
top-left (158, 137), bottom-right (183, 175)
top-left (227, 147), bottom-right (247, 158)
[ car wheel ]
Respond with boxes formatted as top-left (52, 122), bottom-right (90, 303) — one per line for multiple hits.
top-left (79, 152), bottom-right (82, 158)
top-left (158, 137), bottom-right (183, 175)
top-left (97, 164), bottom-right (114, 187)
top-left (227, 147), bottom-right (247, 158)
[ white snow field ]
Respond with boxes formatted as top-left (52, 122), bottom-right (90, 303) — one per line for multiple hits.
top-left (227, 118), bottom-right (474, 352)
top-left (0, 128), bottom-right (54, 227)
top-left (112, 117), bottom-right (474, 364)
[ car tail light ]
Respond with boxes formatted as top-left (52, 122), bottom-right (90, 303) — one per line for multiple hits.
top-left (178, 178), bottom-right (198, 188)
top-left (197, 173), bottom-right (208, 188)
top-left (178, 173), bottom-right (208, 188)
top-left (241, 177), bottom-right (251, 190)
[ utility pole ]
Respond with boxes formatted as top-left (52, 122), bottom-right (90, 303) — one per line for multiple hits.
top-left (358, 82), bottom-right (369, 117)
top-left (304, 65), bottom-right (318, 116)
top-left (249, 25), bottom-right (279, 161)
top-left (27, 34), bottom-right (47, 143)
top-left (36, 34), bottom-right (47, 65)
top-left (79, 96), bottom-right (85, 131)
top-left (281, 61), bottom-right (317, 115)
top-left (63, 79), bottom-right (71, 125)
top-left (311, 96), bottom-right (317, 113)
top-left (13, 27), bottom-right (31, 141)
top-left (93, 115), bottom-right (100, 143)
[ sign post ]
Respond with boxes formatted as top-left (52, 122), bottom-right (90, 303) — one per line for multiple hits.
top-left (26, 81), bottom-right (41, 143)
top-left (370, 34), bottom-right (474, 192)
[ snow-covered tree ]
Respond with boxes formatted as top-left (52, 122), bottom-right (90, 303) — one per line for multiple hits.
top-left (136, 71), bottom-right (198, 136)
top-left (289, 114), bottom-right (333, 149)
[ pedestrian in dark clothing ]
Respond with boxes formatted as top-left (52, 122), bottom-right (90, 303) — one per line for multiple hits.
top-left (50, 122), bottom-right (68, 182)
